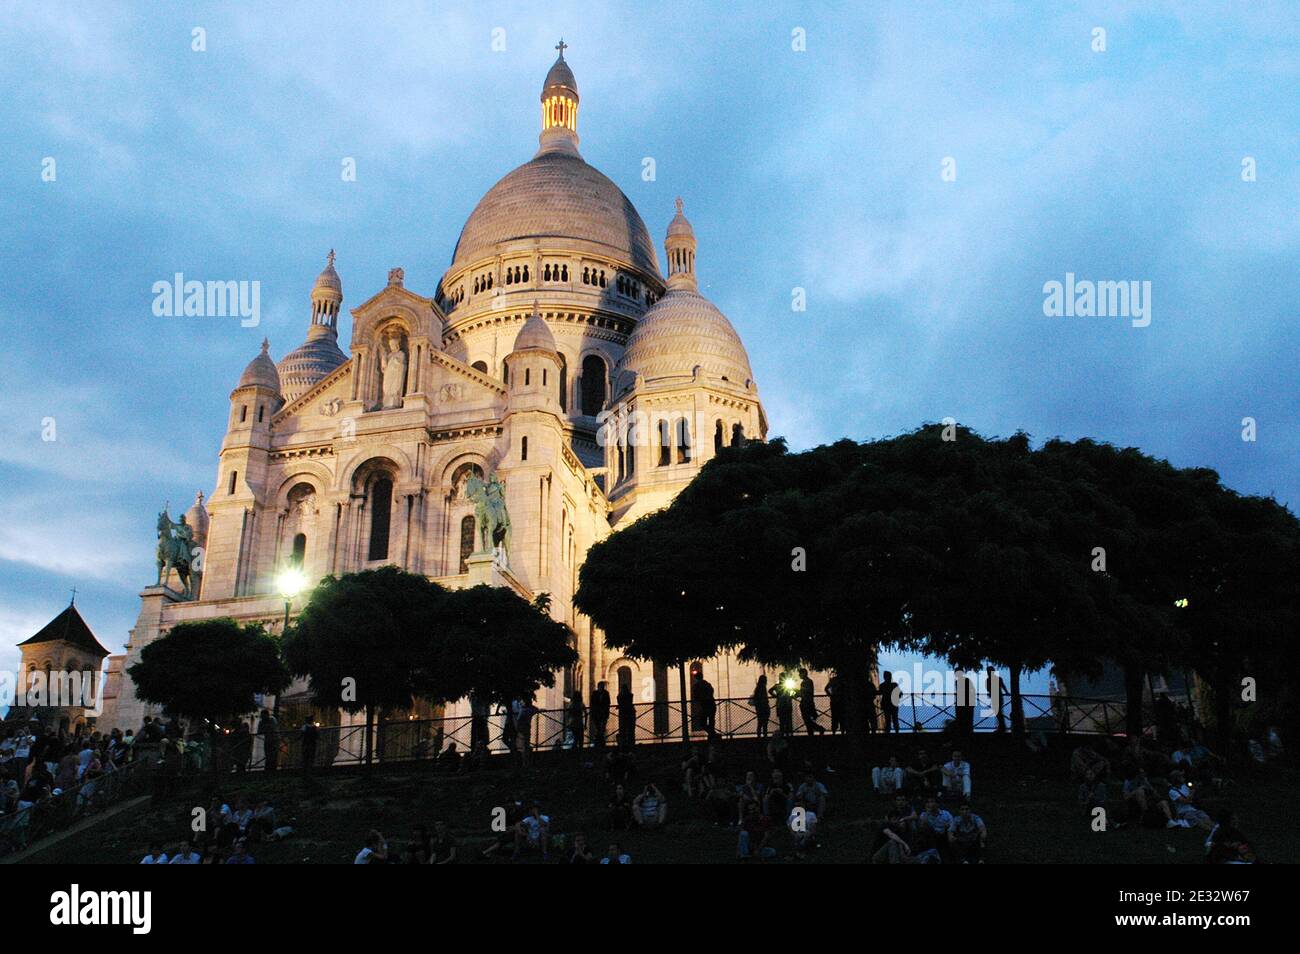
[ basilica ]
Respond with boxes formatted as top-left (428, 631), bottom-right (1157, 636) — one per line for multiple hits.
top-left (99, 47), bottom-right (769, 734)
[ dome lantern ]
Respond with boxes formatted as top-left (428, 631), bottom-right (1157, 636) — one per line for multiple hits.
top-left (664, 197), bottom-right (698, 292)
top-left (278, 250), bottom-right (348, 403)
top-left (539, 39), bottom-right (580, 156)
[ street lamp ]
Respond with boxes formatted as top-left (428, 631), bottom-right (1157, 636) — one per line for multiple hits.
top-left (277, 566), bottom-right (308, 631)
top-left (272, 567), bottom-right (309, 719)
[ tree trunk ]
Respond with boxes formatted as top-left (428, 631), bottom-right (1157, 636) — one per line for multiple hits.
top-left (1009, 664), bottom-right (1025, 738)
top-left (364, 704), bottom-right (374, 770)
top-left (835, 656), bottom-right (871, 768)
top-left (1123, 664), bottom-right (1145, 739)
top-left (678, 663), bottom-right (690, 746)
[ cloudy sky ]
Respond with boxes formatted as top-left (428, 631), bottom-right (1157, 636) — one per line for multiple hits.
top-left (1, 2), bottom-right (1296, 695)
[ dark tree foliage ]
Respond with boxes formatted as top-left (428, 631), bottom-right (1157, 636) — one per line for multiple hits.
top-left (426, 584), bottom-right (577, 706)
top-left (128, 617), bottom-right (289, 727)
top-left (576, 425), bottom-right (1300, 752)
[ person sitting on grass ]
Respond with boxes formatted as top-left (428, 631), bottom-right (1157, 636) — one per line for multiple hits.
top-left (795, 771), bottom-right (829, 818)
top-left (763, 769), bottom-right (793, 822)
top-left (948, 803), bottom-right (987, 863)
top-left (872, 755), bottom-right (904, 795)
top-left (905, 748), bottom-right (941, 795)
top-left (601, 842), bottom-right (632, 864)
top-left (355, 829), bottom-right (388, 864)
top-left (224, 838), bottom-right (255, 864)
top-left (706, 771), bottom-right (737, 826)
top-left (1070, 743), bottom-right (1110, 784)
top-left (873, 800), bottom-right (915, 868)
top-left (565, 832), bottom-right (595, 864)
top-left (916, 797), bottom-right (955, 855)
top-left (789, 793), bottom-right (819, 856)
top-left (168, 842), bottom-right (202, 864)
top-left (481, 796), bottom-right (526, 858)
top-left (608, 783), bottom-right (633, 831)
top-left (680, 747), bottom-right (703, 797)
top-left (140, 842), bottom-right (168, 864)
top-left (604, 748), bottom-right (634, 786)
top-left (1122, 768), bottom-right (1184, 829)
top-left (513, 804), bottom-right (551, 859)
top-left (1077, 769), bottom-right (1107, 816)
top-left (632, 782), bottom-right (668, 829)
top-left (941, 749), bottom-right (972, 799)
top-left (1167, 771), bottom-right (1214, 831)
top-left (1205, 810), bottom-right (1256, 864)
top-left (736, 770), bottom-right (765, 823)
top-left (737, 802), bottom-right (776, 861)
top-left (430, 819), bottom-right (457, 864)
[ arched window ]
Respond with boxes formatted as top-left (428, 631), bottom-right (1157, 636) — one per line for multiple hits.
top-left (580, 354), bottom-right (606, 416)
top-left (524, 368), bottom-right (531, 386)
top-left (677, 417), bottom-right (691, 463)
top-left (731, 422), bottom-right (745, 447)
top-left (557, 354), bottom-right (567, 412)
top-left (521, 435), bottom-right (529, 461)
top-left (228, 470), bottom-right (238, 494)
top-left (522, 265), bottom-right (529, 282)
top-left (714, 419), bottom-right (724, 453)
top-left (471, 360), bottom-right (488, 374)
top-left (367, 477), bottom-right (393, 561)
top-left (239, 405), bottom-right (247, 423)
top-left (658, 419), bottom-right (671, 466)
top-left (458, 515), bottom-right (475, 574)
top-left (291, 533), bottom-right (306, 566)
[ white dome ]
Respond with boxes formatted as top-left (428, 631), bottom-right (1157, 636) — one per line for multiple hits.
top-left (448, 151), bottom-right (659, 277)
top-left (617, 289), bottom-right (753, 389)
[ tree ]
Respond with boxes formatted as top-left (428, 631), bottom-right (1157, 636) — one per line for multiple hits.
top-left (281, 566), bottom-right (445, 766)
top-left (128, 617), bottom-right (289, 731)
top-left (425, 585), bottom-right (577, 707)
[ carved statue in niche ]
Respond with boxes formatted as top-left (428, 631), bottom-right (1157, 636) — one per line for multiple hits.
top-left (380, 330), bottom-right (407, 409)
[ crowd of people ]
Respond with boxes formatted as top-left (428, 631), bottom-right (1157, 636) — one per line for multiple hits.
top-left (4, 680), bottom-right (1286, 864)
top-left (1067, 716), bottom-right (1281, 863)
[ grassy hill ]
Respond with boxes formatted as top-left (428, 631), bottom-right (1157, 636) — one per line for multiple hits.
top-left (21, 733), bottom-right (1294, 864)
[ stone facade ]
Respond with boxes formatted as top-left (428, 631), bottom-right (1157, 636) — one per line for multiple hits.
top-left (99, 49), bottom-right (777, 733)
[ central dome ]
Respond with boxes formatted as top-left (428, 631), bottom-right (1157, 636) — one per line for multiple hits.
top-left (449, 151), bottom-right (660, 277)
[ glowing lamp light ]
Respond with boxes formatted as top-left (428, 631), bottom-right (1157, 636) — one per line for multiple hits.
top-left (782, 676), bottom-right (799, 694)
top-left (1174, 597), bottom-right (1189, 609)
top-left (278, 567), bottom-right (308, 600)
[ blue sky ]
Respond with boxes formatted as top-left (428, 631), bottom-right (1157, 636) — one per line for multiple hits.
top-left (1, 2), bottom-right (1296, 697)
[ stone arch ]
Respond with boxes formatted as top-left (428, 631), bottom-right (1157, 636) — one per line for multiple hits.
top-left (338, 444), bottom-right (414, 493)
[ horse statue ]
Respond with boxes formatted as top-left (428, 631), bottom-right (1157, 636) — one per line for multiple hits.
top-left (156, 506), bottom-right (195, 598)
top-left (464, 473), bottom-right (512, 565)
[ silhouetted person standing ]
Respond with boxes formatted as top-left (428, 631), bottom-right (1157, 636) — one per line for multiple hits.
top-left (880, 671), bottom-right (901, 733)
top-left (799, 668), bottom-right (825, 735)
top-left (751, 675), bottom-right (771, 738)
top-left (590, 681), bottom-right (611, 747)
top-left (617, 685), bottom-right (636, 751)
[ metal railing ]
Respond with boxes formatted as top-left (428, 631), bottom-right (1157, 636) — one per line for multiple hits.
top-left (219, 692), bottom-right (1132, 773)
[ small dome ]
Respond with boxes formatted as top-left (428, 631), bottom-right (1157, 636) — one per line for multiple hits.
top-left (237, 339), bottom-right (282, 392)
top-left (666, 197), bottom-right (694, 239)
top-left (542, 52), bottom-right (578, 100)
top-left (313, 249), bottom-right (342, 296)
top-left (617, 290), bottom-right (753, 389)
top-left (184, 491), bottom-right (209, 542)
top-left (512, 306), bottom-right (557, 353)
top-left (278, 335), bottom-right (347, 403)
